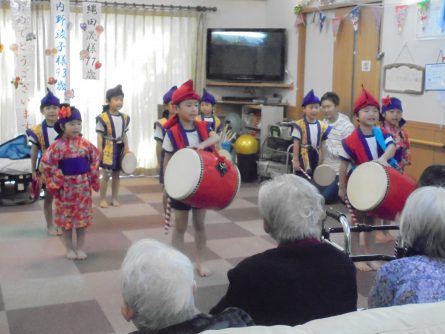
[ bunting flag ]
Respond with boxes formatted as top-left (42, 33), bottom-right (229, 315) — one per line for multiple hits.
top-left (10, 0), bottom-right (35, 132)
top-left (349, 7), bottom-right (361, 32)
top-left (295, 13), bottom-right (305, 26)
top-left (417, 0), bottom-right (431, 30)
top-left (319, 12), bottom-right (327, 32)
top-left (395, 5), bottom-right (408, 33)
top-left (371, 7), bottom-right (383, 31)
top-left (332, 16), bottom-right (342, 40)
top-left (51, 0), bottom-right (70, 102)
top-left (82, 2), bottom-right (102, 80)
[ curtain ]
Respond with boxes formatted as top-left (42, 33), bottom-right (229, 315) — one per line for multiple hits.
top-left (0, 4), bottom-right (18, 143)
top-left (0, 4), bottom-right (207, 170)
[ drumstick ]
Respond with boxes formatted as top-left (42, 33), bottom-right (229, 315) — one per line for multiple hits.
top-left (164, 197), bottom-right (172, 234)
top-left (299, 168), bottom-right (312, 180)
top-left (344, 196), bottom-right (358, 225)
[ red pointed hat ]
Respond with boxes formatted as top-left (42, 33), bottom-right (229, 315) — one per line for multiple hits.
top-left (353, 86), bottom-right (380, 114)
top-left (171, 80), bottom-right (200, 105)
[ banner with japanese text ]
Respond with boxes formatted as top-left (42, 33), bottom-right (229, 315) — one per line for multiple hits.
top-left (82, 2), bottom-right (101, 80)
top-left (10, 0), bottom-right (35, 131)
top-left (51, 0), bottom-right (70, 102)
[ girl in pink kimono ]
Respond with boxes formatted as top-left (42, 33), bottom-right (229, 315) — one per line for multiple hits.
top-left (41, 105), bottom-right (100, 260)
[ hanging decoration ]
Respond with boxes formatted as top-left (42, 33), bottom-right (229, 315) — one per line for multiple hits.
top-left (349, 7), bottom-right (360, 32)
top-left (11, 76), bottom-right (22, 89)
top-left (319, 11), bottom-right (327, 32)
top-left (79, 49), bottom-right (89, 60)
top-left (47, 77), bottom-right (57, 85)
top-left (9, 43), bottom-right (18, 53)
top-left (417, 0), bottom-right (430, 30)
top-left (95, 25), bottom-right (104, 35)
top-left (82, 2), bottom-right (102, 80)
top-left (10, 0), bottom-right (35, 132)
top-left (331, 16), bottom-right (342, 41)
top-left (293, 3), bottom-right (305, 26)
top-left (51, 0), bottom-right (70, 101)
top-left (395, 5), bottom-right (408, 33)
top-left (371, 7), bottom-right (383, 31)
top-left (65, 89), bottom-right (75, 100)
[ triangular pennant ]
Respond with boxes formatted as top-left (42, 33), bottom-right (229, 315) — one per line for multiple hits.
top-left (319, 12), bottom-right (327, 32)
top-left (349, 7), bottom-right (361, 32)
top-left (372, 7), bottom-right (383, 31)
top-left (332, 16), bottom-right (342, 41)
top-left (395, 5), bottom-right (408, 33)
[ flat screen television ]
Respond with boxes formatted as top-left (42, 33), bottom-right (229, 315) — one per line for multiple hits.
top-left (206, 28), bottom-right (286, 82)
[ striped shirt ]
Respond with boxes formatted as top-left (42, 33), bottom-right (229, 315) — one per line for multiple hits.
top-left (322, 113), bottom-right (354, 174)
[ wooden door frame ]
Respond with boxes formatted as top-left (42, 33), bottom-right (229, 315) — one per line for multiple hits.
top-left (295, 1), bottom-right (382, 109)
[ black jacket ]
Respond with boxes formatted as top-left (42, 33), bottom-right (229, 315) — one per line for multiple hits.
top-left (210, 241), bottom-right (357, 326)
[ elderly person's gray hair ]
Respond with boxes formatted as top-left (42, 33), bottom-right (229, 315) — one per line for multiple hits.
top-left (120, 239), bottom-right (196, 331)
top-left (400, 186), bottom-right (445, 258)
top-left (258, 174), bottom-right (325, 243)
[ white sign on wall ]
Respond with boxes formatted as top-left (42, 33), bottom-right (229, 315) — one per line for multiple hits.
top-left (361, 60), bottom-right (371, 72)
top-left (383, 63), bottom-right (425, 95)
top-left (425, 63), bottom-right (445, 91)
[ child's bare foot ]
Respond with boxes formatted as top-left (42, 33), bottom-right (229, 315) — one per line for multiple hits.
top-left (195, 263), bottom-right (212, 277)
top-left (111, 200), bottom-right (120, 207)
top-left (47, 227), bottom-right (58, 236)
top-left (375, 231), bottom-right (395, 243)
top-left (367, 261), bottom-right (382, 271)
top-left (76, 250), bottom-right (88, 260)
top-left (66, 250), bottom-right (77, 260)
top-left (355, 262), bottom-right (373, 272)
top-left (100, 200), bottom-right (108, 208)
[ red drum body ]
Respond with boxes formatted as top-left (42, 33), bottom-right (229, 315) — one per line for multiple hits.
top-left (346, 161), bottom-right (416, 220)
top-left (164, 148), bottom-right (241, 210)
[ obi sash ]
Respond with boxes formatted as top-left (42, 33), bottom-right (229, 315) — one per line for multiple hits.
top-left (59, 157), bottom-right (90, 175)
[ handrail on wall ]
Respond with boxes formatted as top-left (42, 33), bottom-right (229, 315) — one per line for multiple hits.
top-left (411, 138), bottom-right (445, 150)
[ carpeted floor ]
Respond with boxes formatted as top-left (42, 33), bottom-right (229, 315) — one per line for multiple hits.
top-left (0, 176), bottom-right (396, 334)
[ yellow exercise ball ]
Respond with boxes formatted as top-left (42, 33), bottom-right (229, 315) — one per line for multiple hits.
top-left (234, 134), bottom-right (259, 155)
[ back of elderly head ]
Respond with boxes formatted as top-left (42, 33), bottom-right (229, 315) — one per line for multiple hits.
top-left (120, 239), bottom-right (195, 331)
top-left (258, 174), bottom-right (325, 243)
top-left (400, 186), bottom-right (445, 258)
top-left (417, 165), bottom-right (445, 188)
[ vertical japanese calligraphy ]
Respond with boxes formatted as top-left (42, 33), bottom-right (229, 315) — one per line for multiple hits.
top-left (10, 0), bottom-right (35, 132)
top-left (82, 2), bottom-right (101, 80)
top-left (51, 0), bottom-right (70, 101)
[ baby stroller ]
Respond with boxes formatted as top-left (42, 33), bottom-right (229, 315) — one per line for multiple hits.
top-left (257, 122), bottom-right (294, 180)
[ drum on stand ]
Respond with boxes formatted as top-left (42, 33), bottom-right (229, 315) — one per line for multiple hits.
top-left (164, 148), bottom-right (241, 210)
top-left (313, 164), bottom-right (336, 187)
top-left (121, 152), bottom-right (137, 175)
top-left (346, 161), bottom-right (416, 221)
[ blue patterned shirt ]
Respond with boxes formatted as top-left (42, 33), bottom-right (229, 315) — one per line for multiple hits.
top-left (368, 255), bottom-right (445, 308)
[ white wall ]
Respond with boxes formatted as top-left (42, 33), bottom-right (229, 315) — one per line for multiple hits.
top-left (381, 0), bottom-right (445, 125)
top-left (268, 0), bottom-right (445, 125)
top-left (303, 11), bottom-right (334, 99)
top-left (265, 0), bottom-right (299, 105)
